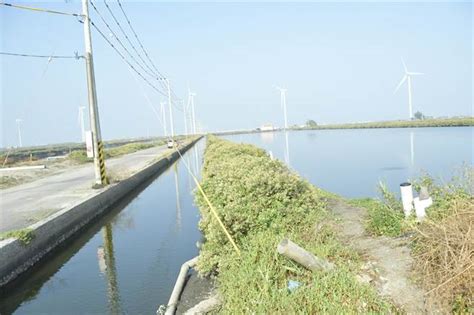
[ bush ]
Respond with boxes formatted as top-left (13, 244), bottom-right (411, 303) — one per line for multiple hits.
top-left (68, 150), bottom-right (91, 163)
top-left (195, 136), bottom-right (394, 312)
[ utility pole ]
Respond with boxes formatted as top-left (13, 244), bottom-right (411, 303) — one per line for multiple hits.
top-left (82, 0), bottom-right (107, 186)
top-left (160, 101), bottom-right (168, 137)
top-left (78, 106), bottom-right (86, 142)
top-left (15, 119), bottom-right (23, 148)
top-left (165, 78), bottom-right (175, 139)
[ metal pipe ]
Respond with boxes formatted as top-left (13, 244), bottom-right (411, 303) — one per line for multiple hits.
top-left (163, 256), bottom-right (198, 315)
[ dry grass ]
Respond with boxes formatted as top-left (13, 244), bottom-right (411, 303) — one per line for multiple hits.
top-left (412, 196), bottom-right (473, 313)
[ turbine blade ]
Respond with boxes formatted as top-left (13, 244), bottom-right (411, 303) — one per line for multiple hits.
top-left (394, 75), bottom-right (407, 93)
top-left (401, 57), bottom-right (408, 73)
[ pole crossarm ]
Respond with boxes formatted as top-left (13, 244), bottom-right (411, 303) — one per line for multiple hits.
top-left (0, 2), bottom-right (82, 17)
top-left (0, 51), bottom-right (83, 59)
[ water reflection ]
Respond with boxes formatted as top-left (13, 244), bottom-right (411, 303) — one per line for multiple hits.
top-left (174, 164), bottom-right (182, 230)
top-left (284, 131), bottom-right (291, 167)
top-left (2, 140), bottom-right (205, 314)
top-left (260, 131), bottom-right (274, 144)
top-left (98, 224), bottom-right (122, 314)
top-left (223, 128), bottom-right (472, 197)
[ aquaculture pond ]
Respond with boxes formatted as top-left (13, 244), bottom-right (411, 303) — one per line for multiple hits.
top-left (0, 140), bottom-right (205, 315)
top-left (224, 127), bottom-right (473, 197)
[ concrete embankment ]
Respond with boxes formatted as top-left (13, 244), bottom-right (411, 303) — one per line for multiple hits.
top-left (0, 137), bottom-right (201, 288)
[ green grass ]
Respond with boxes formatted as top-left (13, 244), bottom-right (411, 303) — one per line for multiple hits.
top-left (349, 198), bottom-right (406, 237)
top-left (0, 228), bottom-right (35, 245)
top-left (195, 136), bottom-right (395, 313)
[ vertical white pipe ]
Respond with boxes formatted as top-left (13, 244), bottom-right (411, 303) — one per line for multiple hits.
top-left (400, 182), bottom-right (414, 217)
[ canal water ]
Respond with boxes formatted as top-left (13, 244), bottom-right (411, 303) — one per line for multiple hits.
top-left (1, 140), bottom-right (205, 315)
top-left (224, 127), bottom-right (473, 197)
top-left (1, 127), bottom-right (472, 314)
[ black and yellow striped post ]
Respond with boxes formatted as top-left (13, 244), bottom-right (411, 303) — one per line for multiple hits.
top-left (97, 141), bottom-right (108, 185)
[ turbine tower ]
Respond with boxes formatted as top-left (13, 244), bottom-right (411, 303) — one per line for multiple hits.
top-left (188, 89), bottom-right (197, 135)
top-left (276, 87), bottom-right (288, 129)
top-left (394, 58), bottom-right (424, 119)
top-left (15, 118), bottom-right (23, 148)
top-left (78, 106), bottom-right (86, 142)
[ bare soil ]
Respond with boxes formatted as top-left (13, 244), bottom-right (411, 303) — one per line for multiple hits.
top-left (328, 198), bottom-right (434, 314)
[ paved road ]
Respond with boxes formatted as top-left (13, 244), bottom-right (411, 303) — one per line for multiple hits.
top-left (0, 145), bottom-right (168, 233)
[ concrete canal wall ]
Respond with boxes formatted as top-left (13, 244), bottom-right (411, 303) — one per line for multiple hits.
top-left (0, 137), bottom-right (202, 288)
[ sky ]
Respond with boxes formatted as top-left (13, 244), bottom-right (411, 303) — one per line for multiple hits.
top-left (1, 0), bottom-right (472, 147)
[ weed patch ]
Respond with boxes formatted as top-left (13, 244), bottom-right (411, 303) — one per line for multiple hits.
top-left (0, 228), bottom-right (35, 245)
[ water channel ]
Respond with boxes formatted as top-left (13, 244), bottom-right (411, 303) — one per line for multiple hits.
top-left (1, 127), bottom-right (472, 314)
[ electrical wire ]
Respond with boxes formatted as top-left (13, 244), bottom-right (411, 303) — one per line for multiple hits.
top-left (89, 19), bottom-right (167, 97)
top-left (89, 0), bottom-right (161, 85)
top-left (116, 0), bottom-right (164, 78)
top-left (114, 0), bottom-right (182, 99)
top-left (0, 2), bottom-right (81, 16)
top-left (103, 0), bottom-right (158, 80)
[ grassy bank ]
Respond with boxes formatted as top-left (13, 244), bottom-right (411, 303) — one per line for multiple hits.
top-left (195, 136), bottom-right (394, 313)
top-left (352, 169), bottom-right (473, 312)
top-left (298, 117), bottom-right (474, 131)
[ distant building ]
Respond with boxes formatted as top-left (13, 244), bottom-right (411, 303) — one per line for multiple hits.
top-left (260, 124), bottom-right (275, 131)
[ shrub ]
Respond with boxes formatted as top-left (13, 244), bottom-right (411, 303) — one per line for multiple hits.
top-left (68, 150), bottom-right (91, 163)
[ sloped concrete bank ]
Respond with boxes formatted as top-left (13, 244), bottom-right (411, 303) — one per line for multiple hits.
top-left (0, 137), bottom-right (202, 288)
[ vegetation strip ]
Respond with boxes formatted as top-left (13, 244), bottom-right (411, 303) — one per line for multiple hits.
top-left (297, 117), bottom-right (473, 130)
top-left (194, 136), bottom-right (394, 313)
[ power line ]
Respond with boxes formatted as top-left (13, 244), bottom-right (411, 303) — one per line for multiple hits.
top-left (113, 0), bottom-right (183, 104)
top-left (0, 51), bottom-right (82, 59)
top-left (89, 19), bottom-right (167, 97)
top-left (0, 2), bottom-right (81, 17)
top-left (103, 0), bottom-right (158, 80)
top-left (89, 0), bottom-right (162, 86)
top-left (115, 0), bottom-right (180, 98)
top-left (116, 0), bottom-right (164, 78)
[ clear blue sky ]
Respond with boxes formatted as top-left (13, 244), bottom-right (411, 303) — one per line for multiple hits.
top-left (1, 0), bottom-right (472, 147)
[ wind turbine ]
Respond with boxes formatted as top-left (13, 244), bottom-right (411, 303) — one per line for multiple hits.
top-left (15, 119), bottom-right (23, 147)
top-left (276, 87), bottom-right (288, 129)
top-left (188, 89), bottom-right (197, 135)
top-left (394, 58), bottom-right (424, 119)
top-left (78, 106), bottom-right (86, 142)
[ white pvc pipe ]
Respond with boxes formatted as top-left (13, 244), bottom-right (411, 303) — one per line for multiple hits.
top-left (0, 165), bottom-right (46, 172)
top-left (400, 182), bottom-right (414, 217)
top-left (163, 256), bottom-right (199, 315)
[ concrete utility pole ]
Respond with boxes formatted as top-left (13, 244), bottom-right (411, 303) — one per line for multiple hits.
top-left (160, 101), bottom-right (168, 137)
top-left (15, 119), bottom-right (23, 148)
top-left (165, 78), bottom-right (175, 139)
top-left (78, 106), bottom-right (86, 142)
top-left (82, 0), bottom-right (107, 185)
